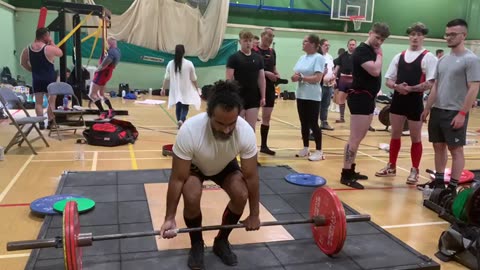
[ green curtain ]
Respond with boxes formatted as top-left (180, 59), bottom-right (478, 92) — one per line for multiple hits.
top-left (60, 33), bottom-right (238, 67)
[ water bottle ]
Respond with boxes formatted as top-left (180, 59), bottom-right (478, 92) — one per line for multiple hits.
top-left (42, 95), bottom-right (48, 108)
top-left (422, 185), bottom-right (433, 201)
top-left (63, 95), bottom-right (69, 110)
top-left (122, 90), bottom-right (126, 97)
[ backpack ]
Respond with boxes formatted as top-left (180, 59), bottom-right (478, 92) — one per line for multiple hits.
top-left (83, 119), bottom-right (139, 147)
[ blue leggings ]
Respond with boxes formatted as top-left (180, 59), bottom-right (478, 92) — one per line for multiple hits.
top-left (176, 102), bottom-right (189, 122)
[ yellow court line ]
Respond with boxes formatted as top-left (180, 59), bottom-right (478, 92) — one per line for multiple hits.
top-left (0, 253), bottom-right (30, 259)
top-left (129, 144), bottom-right (138, 170)
top-left (0, 155), bottom-right (34, 203)
top-left (382, 221), bottom-right (449, 229)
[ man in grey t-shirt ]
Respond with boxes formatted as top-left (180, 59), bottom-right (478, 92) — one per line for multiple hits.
top-left (422, 19), bottom-right (480, 192)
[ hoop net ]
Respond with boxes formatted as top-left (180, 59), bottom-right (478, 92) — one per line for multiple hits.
top-left (350, 16), bottom-right (365, 31)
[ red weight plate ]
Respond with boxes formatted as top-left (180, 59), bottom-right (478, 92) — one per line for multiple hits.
top-left (310, 187), bottom-right (347, 255)
top-left (162, 144), bottom-right (174, 157)
top-left (63, 201), bottom-right (82, 270)
top-left (443, 168), bottom-right (475, 184)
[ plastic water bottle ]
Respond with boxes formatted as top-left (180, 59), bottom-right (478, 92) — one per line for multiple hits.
top-left (122, 90), bottom-right (126, 98)
top-left (63, 95), bottom-right (69, 110)
top-left (74, 142), bottom-right (85, 161)
top-left (42, 95), bottom-right (48, 108)
top-left (422, 185), bottom-right (433, 200)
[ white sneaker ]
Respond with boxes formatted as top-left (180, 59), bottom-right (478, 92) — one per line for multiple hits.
top-left (308, 150), bottom-right (325, 161)
top-left (177, 120), bottom-right (183, 129)
top-left (296, 148), bottom-right (309, 157)
top-left (406, 167), bottom-right (419, 185)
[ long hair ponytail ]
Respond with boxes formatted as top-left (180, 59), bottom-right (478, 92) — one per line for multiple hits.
top-left (174, 44), bottom-right (185, 73)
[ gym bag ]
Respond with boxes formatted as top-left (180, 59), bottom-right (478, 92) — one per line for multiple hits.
top-left (83, 119), bottom-right (139, 147)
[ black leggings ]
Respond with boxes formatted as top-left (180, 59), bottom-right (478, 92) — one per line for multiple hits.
top-left (296, 99), bottom-right (322, 150)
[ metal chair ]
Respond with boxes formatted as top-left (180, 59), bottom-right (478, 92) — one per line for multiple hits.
top-left (0, 88), bottom-right (50, 155)
top-left (47, 82), bottom-right (86, 140)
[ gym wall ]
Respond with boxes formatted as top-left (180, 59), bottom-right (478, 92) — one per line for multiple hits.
top-left (6, 0), bottom-right (479, 39)
top-left (0, 2), bottom-right (18, 77)
top-left (13, 8), bottom-right (449, 93)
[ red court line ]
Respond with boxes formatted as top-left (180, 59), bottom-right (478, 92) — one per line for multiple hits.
top-left (0, 109), bottom-right (21, 124)
top-left (0, 203), bottom-right (30, 208)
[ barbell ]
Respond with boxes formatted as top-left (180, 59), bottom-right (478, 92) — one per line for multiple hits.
top-left (6, 187), bottom-right (371, 270)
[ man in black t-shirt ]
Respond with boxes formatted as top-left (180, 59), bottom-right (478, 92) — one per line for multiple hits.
top-left (333, 39), bottom-right (356, 123)
top-left (340, 22), bottom-right (391, 189)
top-left (227, 30), bottom-right (266, 132)
top-left (253, 30), bottom-right (280, 155)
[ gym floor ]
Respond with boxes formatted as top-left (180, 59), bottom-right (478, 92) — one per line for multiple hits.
top-left (1, 95), bottom-right (479, 269)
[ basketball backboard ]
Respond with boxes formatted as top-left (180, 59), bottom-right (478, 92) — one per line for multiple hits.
top-left (330, 0), bottom-right (375, 23)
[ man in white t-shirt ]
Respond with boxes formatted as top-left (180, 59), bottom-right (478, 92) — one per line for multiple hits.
top-left (159, 80), bottom-right (261, 269)
top-left (375, 22), bottom-right (437, 184)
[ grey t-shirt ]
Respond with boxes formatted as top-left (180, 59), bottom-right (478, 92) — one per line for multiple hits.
top-left (433, 49), bottom-right (480, 110)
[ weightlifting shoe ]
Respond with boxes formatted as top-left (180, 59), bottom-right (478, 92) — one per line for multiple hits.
top-left (406, 168), bottom-right (419, 185)
top-left (340, 169), bottom-right (364, 189)
top-left (187, 240), bottom-right (205, 270)
top-left (352, 163), bottom-right (368, 180)
top-left (375, 163), bottom-right (396, 177)
top-left (213, 237), bottom-right (238, 266)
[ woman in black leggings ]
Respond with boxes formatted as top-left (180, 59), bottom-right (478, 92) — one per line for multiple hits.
top-left (291, 34), bottom-right (326, 161)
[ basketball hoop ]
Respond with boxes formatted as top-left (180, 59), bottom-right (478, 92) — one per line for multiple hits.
top-left (350, 16), bottom-right (365, 31)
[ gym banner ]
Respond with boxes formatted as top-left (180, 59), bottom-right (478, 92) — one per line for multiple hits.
top-left (60, 33), bottom-right (238, 67)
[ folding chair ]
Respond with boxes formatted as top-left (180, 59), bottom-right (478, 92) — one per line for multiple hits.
top-left (0, 88), bottom-right (50, 155)
top-left (47, 82), bottom-right (86, 140)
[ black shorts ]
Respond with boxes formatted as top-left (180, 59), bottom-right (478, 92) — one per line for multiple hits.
top-left (240, 91), bottom-right (260, 110)
top-left (265, 82), bottom-right (276, 108)
top-left (33, 80), bottom-right (54, 94)
top-left (428, 107), bottom-right (469, 146)
top-left (190, 159), bottom-right (241, 187)
top-left (338, 75), bottom-right (353, 92)
top-left (347, 91), bottom-right (376, 115)
top-left (389, 92), bottom-right (424, 121)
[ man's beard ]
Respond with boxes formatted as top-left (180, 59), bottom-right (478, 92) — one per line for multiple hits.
top-left (212, 129), bottom-right (233, 141)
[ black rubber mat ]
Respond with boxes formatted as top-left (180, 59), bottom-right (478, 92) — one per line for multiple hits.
top-left (24, 165), bottom-right (440, 270)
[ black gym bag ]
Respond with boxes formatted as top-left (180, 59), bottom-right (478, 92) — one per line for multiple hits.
top-left (83, 119), bottom-right (139, 147)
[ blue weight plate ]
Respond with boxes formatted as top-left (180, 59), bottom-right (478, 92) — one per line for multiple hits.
top-left (30, 194), bottom-right (85, 216)
top-left (284, 173), bottom-right (327, 187)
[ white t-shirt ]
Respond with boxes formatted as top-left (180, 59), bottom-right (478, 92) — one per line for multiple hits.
top-left (385, 49), bottom-right (438, 82)
top-left (322, 53), bottom-right (335, 85)
top-left (165, 58), bottom-right (201, 110)
top-left (172, 112), bottom-right (257, 176)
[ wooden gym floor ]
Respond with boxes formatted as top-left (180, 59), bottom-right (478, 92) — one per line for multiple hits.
top-left (1, 94), bottom-right (479, 269)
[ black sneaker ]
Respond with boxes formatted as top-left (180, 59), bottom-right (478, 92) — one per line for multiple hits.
top-left (260, 146), bottom-right (276, 156)
top-left (39, 122), bottom-right (45, 130)
top-left (187, 241), bottom-right (205, 270)
top-left (340, 169), bottom-right (364, 189)
top-left (213, 237), bottom-right (237, 266)
top-left (351, 163), bottom-right (368, 180)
